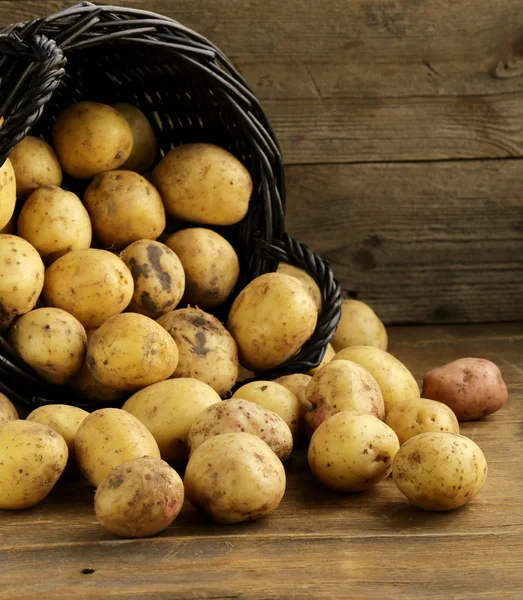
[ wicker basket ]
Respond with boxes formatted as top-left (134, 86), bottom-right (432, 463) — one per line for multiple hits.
top-left (0, 1), bottom-right (342, 410)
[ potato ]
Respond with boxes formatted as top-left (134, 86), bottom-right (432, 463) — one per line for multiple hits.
top-left (308, 410), bottom-right (400, 492)
top-left (0, 235), bottom-right (44, 326)
top-left (386, 398), bottom-right (459, 445)
top-left (18, 186), bottom-right (92, 264)
top-left (304, 360), bottom-right (385, 435)
top-left (84, 171), bottom-right (166, 249)
top-left (188, 399), bottom-right (293, 462)
top-left (0, 420), bottom-right (68, 509)
top-left (0, 159), bottom-right (16, 230)
top-left (43, 249), bottom-right (133, 329)
top-left (274, 373), bottom-right (312, 418)
top-left (0, 393), bottom-right (18, 423)
top-left (9, 308), bottom-right (87, 384)
top-left (52, 102), bottom-right (133, 179)
top-left (27, 404), bottom-right (89, 471)
top-left (158, 308), bottom-right (238, 397)
top-left (70, 363), bottom-right (126, 404)
top-left (113, 103), bottom-right (157, 173)
top-left (75, 408), bottom-right (160, 487)
top-left (120, 240), bottom-right (185, 318)
top-left (232, 381), bottom-right (301, 439)
top-left (165, 228), bottom-right (239, 309)
top-left (122, 378), bottom-right (221, 466)
top-left (87, 313), bottom-right (179, 392)
top-left (331, 299), bottom-right (388, 352)
top-left (392, 432), bottom-right (488, 511)
top-left (227, 273), bottom-right (318, 372)
top-left (9, 136), bottom-right (62, 199)
top-left (422, 357), bottom-right (508, 421)
top-left (307, 343), bottom-right (335, 376)
top-left (152, 143), bottom-right (252, 226)
top-left (95, 457), bottom-right (184, 538)
top-left (333, 346), bottom-right (419, 414)
top-left (184, 433), bottom-right (286, 523)
top-left (276, 263), bottom-right (322, 311)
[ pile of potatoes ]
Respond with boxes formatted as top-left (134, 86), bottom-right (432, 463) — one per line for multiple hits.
top-left (0, 100), bottom-right (508, 537)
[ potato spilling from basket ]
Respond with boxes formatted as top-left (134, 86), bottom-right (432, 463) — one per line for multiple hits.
top-left (0, 101), bottom-right (506, 537)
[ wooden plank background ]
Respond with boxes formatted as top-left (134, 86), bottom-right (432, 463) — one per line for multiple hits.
top-left (2, 0), bottom-right (523, 323)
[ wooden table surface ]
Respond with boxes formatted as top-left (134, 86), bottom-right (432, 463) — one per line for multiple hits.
top-left (1, 322), bottom-right (522, 599)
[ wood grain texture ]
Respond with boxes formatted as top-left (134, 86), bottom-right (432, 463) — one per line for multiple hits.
top-left (0, 324), bottom-right (522, 600)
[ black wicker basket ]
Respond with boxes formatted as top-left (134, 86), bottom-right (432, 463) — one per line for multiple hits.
top-left (0, 1), bottom-right (342, 411)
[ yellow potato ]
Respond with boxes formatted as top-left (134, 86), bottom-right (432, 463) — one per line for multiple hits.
top-left (274, 373), bottom-right (312, 418)
top-left (95, 457), bottom-right (184, 538)
top-left (184, 433), bottom-right (286, 523)
top-left (307, 343), bottom-right (335, 376)
top-left (277, 263), bottom-right (322, 311)
top-left (122, 378), bottom-right (221, 466)
top-left (0, 420), bottom-right (68, 509)
top-left (392, 432), bottom-right (488, 510)
top-left (9, 136), bottom-right (62, 199)
top-left (331, 299), bottom-right (388, 352)
top-left (120, 240), bottom-right (185, 318)
top-left (70, 363), bottom-right (126, 405)
top-left (333, 346), bottom-right (419, 414)
top-left (84, 171), bottom-right (165, 249)
top-left (158, 308), bottom-right (238, 397)
top-left (0, 393), bottom-right (18, 423)
top-left (165, 228), bottom-right (239, 309)
top-left (9, 308), bottom-right (87, 384)
top-left (113, 103), bottom-right (158, 173)
top-left (0, 235), bottom-right (44, 326)
top-left (43, 249), bottom-right (133, 329)
top-left (308, 410), bottom-right (400, 492)
top-left (385, 398), bottom-right (459, 445)
top-left (18, 186), bottom-right (92, 263)
top-left (75, 408), bottom-right (160, 487)
top-left (0, 159), bottom-right (16, 230)
top-left (87, 313), bottom-right (179, 392)
top-left (232, 381), bottom-right (301, 439)
top-left (227, 273), bottom-right (318, 372)
top-left (152, 143), bottom-right (252, 225)
top-left (52, 102), bottom-right (133, 179)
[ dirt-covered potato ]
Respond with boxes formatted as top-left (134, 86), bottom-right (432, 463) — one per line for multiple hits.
top-left (52, 102), bottom-right (133, 179)
top-left (43, 249), bottom-right (134, 329)
top-left (308, 343), bottom-right (335, 376)
top-left (331, 299), bottom-right (388, 352)
top-left (422, 358), bottom-right (508, 421)
top-left (274, 373), bottom-right (312, 418)
top-left (0, 393), bottom-right (18, 423)
top-left (333, 346), bottom-right (419, 414)
top-left (120, 240), bottom-right (185, 318)
top-left (122, 378), bottom-right (221, 466)
top-left (87, 313), bottom-right (179, 392)
top-left (304, 360), bottom-right (385, 435)
top-left (75, 408), bottom-right (160, 487)
top-left (158, 308), bottom-right (238, 397)
top-left (9, 308), bottom-right (87, 384)
top-left (0, 420), bottom-right (68, 509)
top-left (84, 171), bottom-right (166, 249)
top-left (276, 263), bottom-right (322, 312)
top-left (188, 399), bottom-right (293, 462)
top-left (385, 398), bottom-right (459, 445)
top-left (184, 433), bottom-right (286, 523)
top-left (165, 228), bottom-right (239, 309)
top-left (113, 103), bottom-right (158, 173)
top-left (392, 432), bottom-right (488, 510)
top-left (153, 143), bottom-right (252, 225)
top-left (232, 381), bottom-right (301, 439)
top-left (227, 273), bottom-right (318, 372)
top-left (0, 159), bottom-right (16, 230)
top-left (95, 457), bottom-right (184, 538)
top-left (308, 410), bottom-right (400, 492)
top-left (18, 186), bottom-right (92, 263)
top-left (9, 136), bottom-right (62, 199)
top-left (0, 235), bottom-right (44, 327)
top-left (27, 404), bottom-right (89, 471)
